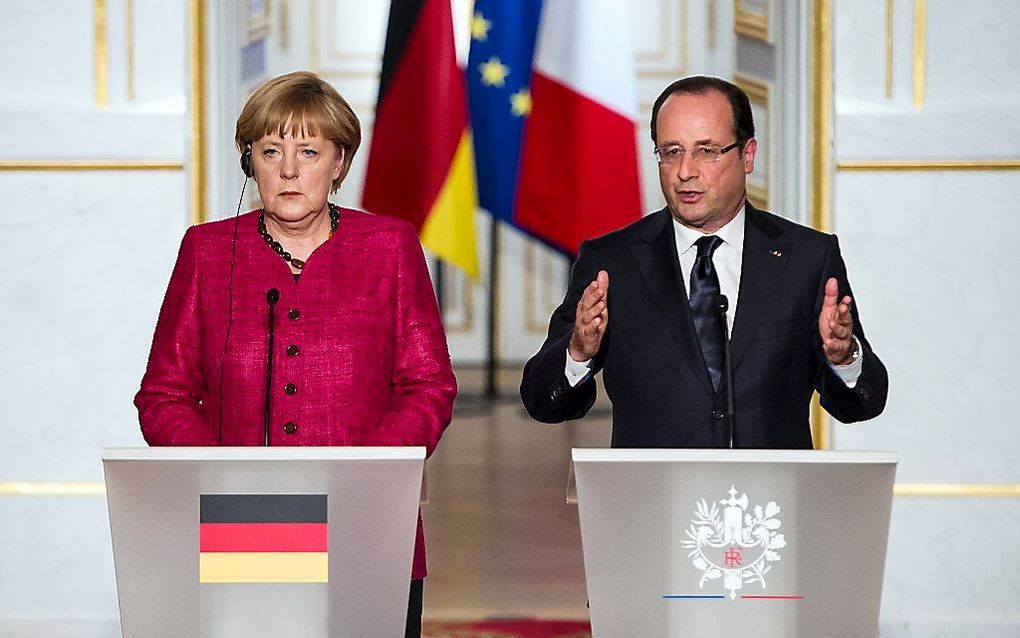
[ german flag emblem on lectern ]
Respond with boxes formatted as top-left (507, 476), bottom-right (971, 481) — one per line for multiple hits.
top-left (198, 494), bottom-right (328, 583)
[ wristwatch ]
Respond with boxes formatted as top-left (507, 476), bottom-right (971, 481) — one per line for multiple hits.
top-left (840, 336), bottom-right (861, 366)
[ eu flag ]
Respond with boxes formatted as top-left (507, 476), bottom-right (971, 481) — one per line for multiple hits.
top-left (466, 0), bottom-right (544, 225)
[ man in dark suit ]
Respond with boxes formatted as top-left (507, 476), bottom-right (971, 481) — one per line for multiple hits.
top-left (520, 76), bottom-right (887, 448)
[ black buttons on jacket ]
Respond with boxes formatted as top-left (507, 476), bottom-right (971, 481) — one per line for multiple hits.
top-left (712, 409), bottom-right (725, 420)
top-left (283, 422), bottom-right (297, 434)
top-left (284, 383), bottom-right (297, 395)
top-left (288, 308), bottom-right (300, 321)
top-left (286, 344), bottom-right (299, 357)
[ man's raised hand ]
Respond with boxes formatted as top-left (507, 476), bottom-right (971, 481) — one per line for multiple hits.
top-left (568, 270), bottom-right (610, 362)
top-left (819, 277), bottom-right (855, 365)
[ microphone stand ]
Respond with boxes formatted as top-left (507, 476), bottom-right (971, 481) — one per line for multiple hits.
top-left (717, 295), bottom-right (737, 449)
top-left (265, 288), bottom-right (280, 446)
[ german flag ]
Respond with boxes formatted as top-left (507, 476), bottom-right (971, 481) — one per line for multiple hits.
top-left (199, 494), bottom-right (328, 583)
top-left (361, 0), bottom-right (479, 278)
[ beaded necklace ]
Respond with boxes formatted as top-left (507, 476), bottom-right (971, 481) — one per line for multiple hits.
top-left (257, 203), bottom-right (339, 270)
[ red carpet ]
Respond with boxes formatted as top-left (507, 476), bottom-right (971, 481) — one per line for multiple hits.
top-left (423, 619), bottom-right (591, 637)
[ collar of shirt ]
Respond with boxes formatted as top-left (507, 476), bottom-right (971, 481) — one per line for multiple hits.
top-left (670, 203), bottom-right (746, 329)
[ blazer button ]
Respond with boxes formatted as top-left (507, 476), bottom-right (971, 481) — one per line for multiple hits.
top-left (712, 409), bottom-right (725, 420)
top-left (283, 422), bottom-right (297, 434)
top-left (286, 344), bottom-right (300, 357)
top-left (284, 383), bottom-right (297, 395)
top-left (288, 308), bottom-right (300, 321)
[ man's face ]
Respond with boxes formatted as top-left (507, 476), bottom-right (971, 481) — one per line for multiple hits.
top-left (655, 90), bottom-right (756, 233)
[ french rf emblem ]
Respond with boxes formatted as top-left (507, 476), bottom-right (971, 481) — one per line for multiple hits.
top-left (681, 486), bottom-right (786, 599)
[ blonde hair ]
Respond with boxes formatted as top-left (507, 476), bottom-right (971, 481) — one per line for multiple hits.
top-left (235, 71), bottom-right (361, 191)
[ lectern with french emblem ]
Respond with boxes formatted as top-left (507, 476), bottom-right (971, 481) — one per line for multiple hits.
top-left (569, 449), bottom-right (897, 637)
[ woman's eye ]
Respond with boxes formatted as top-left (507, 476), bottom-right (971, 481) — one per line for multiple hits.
top-left (262, 149), bottom-right (279, 157)
top-left (301, 149), bottom-right (318, 157)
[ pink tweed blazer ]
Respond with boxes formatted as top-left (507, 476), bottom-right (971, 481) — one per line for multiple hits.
top-left (135, 208), bottom-right (456, 579)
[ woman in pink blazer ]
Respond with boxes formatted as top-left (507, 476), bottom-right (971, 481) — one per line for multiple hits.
top-left (135, 71), bottom-right (455, 637)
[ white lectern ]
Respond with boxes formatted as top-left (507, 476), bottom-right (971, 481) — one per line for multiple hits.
top-left (571, 449), bottom-right (897, 637)
top-left (102, 447), bottom-right (425, 638)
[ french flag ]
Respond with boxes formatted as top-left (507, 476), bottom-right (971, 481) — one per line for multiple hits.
top-left (516, 0), bottom-right (642, 254)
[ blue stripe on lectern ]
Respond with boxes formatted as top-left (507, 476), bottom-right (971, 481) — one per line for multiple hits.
top-left (662, 595), bottom-right (726, 599)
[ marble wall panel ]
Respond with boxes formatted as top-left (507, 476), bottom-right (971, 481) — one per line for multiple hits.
top-left (0, 620), bottom-right (118, 638)
top-left (833, 0), bottom-right (889, 107)
top-left (0, 1), bottom-right (93, 109)
top-left (0, 1), bottom-right (190, 631)
top-left (831, 170), bottom-right (1020, 484)
top-left (879, 498), bottom-right (1020, 636)
top-left (0, 499), bottom-right (118, 622)
top-left (925, 0), bottom-right (1019, 108)
top-left (631, 0), bottom-right (685, 76)
top-left (833, 5), bottom-right (1019, 635)
top-left (837, 106), bottom-right (1020, 160)
top-left (0, 1), bottom-right (185, 112)
top-left (836, 0), bottom-right (1020, 157)
top-left (3, 111), bottom-right (186, 159)
top-left (1, 172), bottom-right (187, 480)
top-left (128, 1), bottom-right (187, 105)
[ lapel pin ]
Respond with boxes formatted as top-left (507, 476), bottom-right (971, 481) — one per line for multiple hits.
top-left (770, 249), bottom-right (782, 257)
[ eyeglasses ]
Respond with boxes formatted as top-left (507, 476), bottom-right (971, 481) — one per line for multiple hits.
top-left (653, 141), bottom-right (743, 165)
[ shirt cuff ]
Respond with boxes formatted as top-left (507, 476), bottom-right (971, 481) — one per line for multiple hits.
top-left (828, 336), bottom-right (864, 388)
top-left (564, 349), bottom-right (593, 388)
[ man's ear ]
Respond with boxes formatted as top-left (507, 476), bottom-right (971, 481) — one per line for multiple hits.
top-left (741, 138), bottom-right (757, 175)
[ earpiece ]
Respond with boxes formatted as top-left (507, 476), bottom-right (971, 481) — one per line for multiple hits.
top-left (240, 144), bottom-right (254, 178)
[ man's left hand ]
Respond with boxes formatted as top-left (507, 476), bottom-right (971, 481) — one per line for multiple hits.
top-left (819, 277), bottom-right (855, 365)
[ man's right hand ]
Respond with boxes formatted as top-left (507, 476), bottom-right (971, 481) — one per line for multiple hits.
top-left (568, 270), bottom-right (609, 362)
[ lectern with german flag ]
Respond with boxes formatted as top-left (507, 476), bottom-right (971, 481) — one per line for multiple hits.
top-left (102, 447), bottom-right (425, 637)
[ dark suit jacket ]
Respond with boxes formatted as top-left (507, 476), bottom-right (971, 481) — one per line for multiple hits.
top-left (520, 203), bottom-right (887, 449)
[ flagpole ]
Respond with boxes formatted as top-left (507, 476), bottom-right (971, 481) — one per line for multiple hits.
top-left (434, 257), bottom-right (445, 316)
top-left (485, 217), bottom-right (500, 399)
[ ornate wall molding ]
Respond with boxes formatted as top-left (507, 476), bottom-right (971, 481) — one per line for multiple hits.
top-left (735, 0), bottom-right (770, 42)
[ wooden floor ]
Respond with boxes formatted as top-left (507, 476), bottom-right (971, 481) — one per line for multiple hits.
top-left (421, 366), bottom-right (612, 620)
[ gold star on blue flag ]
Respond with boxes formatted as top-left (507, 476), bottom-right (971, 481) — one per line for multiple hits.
top-left (471, 11), bottom-right (493, 41)
top-left (479, 56), bottom-right (510, 87)
top-left (510, 88), bottom-right (532, 117)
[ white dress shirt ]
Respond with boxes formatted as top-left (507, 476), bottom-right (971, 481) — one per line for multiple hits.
top-left (565, 207), bottom-right (863, 387)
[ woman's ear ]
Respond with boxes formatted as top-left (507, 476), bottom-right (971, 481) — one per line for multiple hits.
top-left (333, 146), bottom-right (345, 181)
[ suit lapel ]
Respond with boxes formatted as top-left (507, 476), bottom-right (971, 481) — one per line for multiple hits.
top-left (630, 209), bottom-right (715, 395)
top-left (729, 204), bottom-right (791, 373)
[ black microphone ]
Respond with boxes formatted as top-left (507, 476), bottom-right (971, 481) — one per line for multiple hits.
top-left (264, 288), bottom-right (280, 446)
top-left (717, 295), bottom-right (737, 449)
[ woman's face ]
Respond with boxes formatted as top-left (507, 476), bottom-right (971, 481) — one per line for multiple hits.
top-left (251, 125), bottom-right (343, 224)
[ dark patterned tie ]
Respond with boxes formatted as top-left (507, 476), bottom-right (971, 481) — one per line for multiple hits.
top-left (690, 235), bottom-right (725, 391)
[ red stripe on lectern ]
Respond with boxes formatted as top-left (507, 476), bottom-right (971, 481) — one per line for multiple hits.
top-left (200, 523), bottom-right (328, 552)
top-left (741, 595), bottom-right (804, 600)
